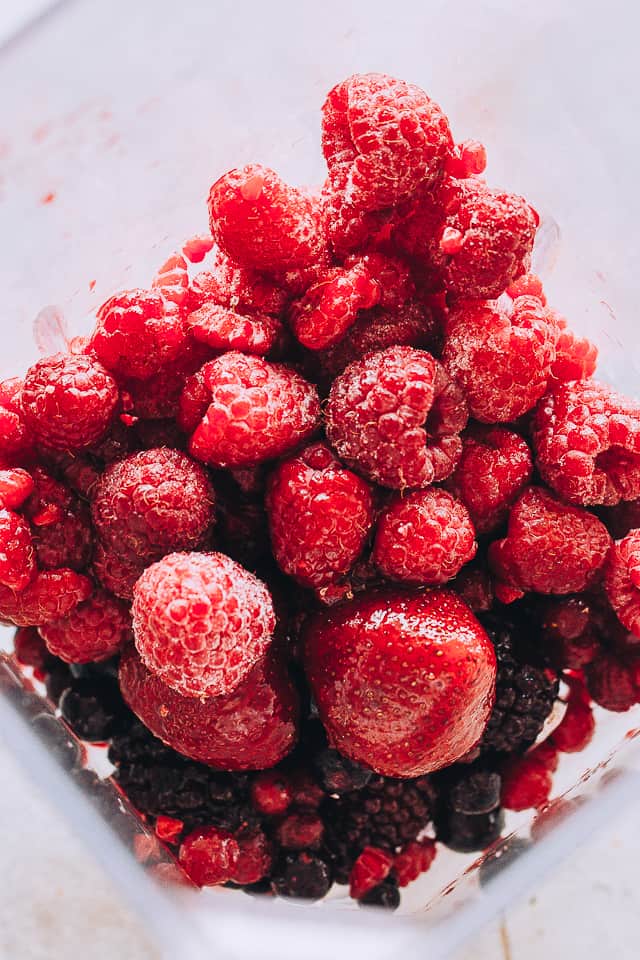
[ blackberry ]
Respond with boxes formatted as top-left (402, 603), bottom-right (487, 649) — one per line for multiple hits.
top-left (271, 852), bottom-right (332, 901)
top-left (479, 611), bottom-right (558, 754)
top-left (358, 878), bottom-right (401, 911)
top-left (60, 677), bottom-right (132, 742)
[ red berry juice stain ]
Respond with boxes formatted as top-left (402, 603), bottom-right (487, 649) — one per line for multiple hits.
top-left (41, 191), bottom-right (56, 205)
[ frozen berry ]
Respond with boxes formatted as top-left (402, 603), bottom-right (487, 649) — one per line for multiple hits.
top-left (93, 542), bottom-right (147, 601)
top-left (266, 443), bottom-right (374, 590)
top-left (372, 488), bottom-right (476, 585)
top-left (449, 770), bottom-right (502, 815)
top-left (40, 590), bottom-right (131, 664)
top-left (585, 651), bottom-right (637, 712)
top-left (0, 508), bottom-right (35, 590)
top-left (189, 247), bottom-right (288, 318)
top-left (599, 499), bottom-right (640, 540)
top-left (0, 469), bottom-right (34, 510)
top-left (326, 346), bottom-right (467, 489)
top-left (358, 879), bottom-right (401, 910)
top-left (13, 626), bottom-right (49, 670)
top-left (232, 827), bottom-right (273, 884)
top-left (505, 273), bottom-right (546, 302)
top-left (119, 646), bottom-right (298, 768)
top-left (91, 448), bottom-right (215, 561)
top-left (276, 812), bottom-right (324, 851)
top-left (178, 826), bottom-right (239, 886)
top-left (90, 289), bottom-right (187, 380)
top-left (132, 551), bottom-right (275, 699)
top-left (151, 253), bottom-right (190, 313)
top-left (154, 816), bottom-right (184, 844)
top-left (208, 165), bottom-right (325, 272)
top-left (451, 565), bottom-right (494, 613)
top-left (349, 846), bottom-right (393, 899)
top-left (314, 749), bottom-right (373, 794)
top-left (59, 677), bottom-right (128, 741)
top-left (0, 379), bottom-right (34, 466)
top-left (0, 569), bottom-right (92, 627)
top-left (251, 770), bottom-right (294, 815)
top-left (21, 353), bottom-right (118, 452)
top-left (436, 808), bottom-right (504, 853)
top-left (547, 312), bottom-right (598, 385)
top-left (182, 234), bottom-right (214, 264)
top-left (489, 487), bottom-right (611, 596)
top-left (186, 303), bottom-right (280, 355)
top-left (393, 838), bottom-right (437, 887)
top-left (271, 852), bottom-right (332, 901)
top-left (185, 353), bottom-right (320, 469)
top-left (532, 379), bottom-right (640, 506)
top-left (551, 694), bottom-right (595, 753)
top-left (289, 260), bottom-right (379, 351)
top-left (500, 744), bottom-right (557, 811)
top-left (121, 340), bottom-right (212, 422)
top-left (24, 470), bottom-right (93, 572)
top-left (305, 588), bottom-right (496, 776)
top-left (605, 530), bottom-right (640, 635)
top-left (445, 139), bottom-right (487, 179)
top-left (322, 73), bottom-right (453, 212)
top-left (442, 297), bottom-right (558, 423)
top-left (538, 596), bottom-right (603, 670)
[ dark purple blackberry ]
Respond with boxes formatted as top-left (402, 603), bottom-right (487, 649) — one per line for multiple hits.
top-left (270, 852), bottom-right (332, 901)
top-left (358, 878), bottom-right (401, 910)
top-left (314, 748), bottom-right (373, 794)
top-left (479, 611), bottom-right (558, 755)
top-left (60, 677), bottom-right (131, 742)
top-left (435, 807), bottom-right (504, 854)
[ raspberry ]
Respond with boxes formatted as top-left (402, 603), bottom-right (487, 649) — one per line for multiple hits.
top-left (289, 260), bottom-right (379, 351)
top-left (532, 379), bottom-right (640, 506)
top-left (0, 569), bottom-right (92, 627)
top-left (13, 626), bottom-right (49, 670)
top-left (151, 252), bottom-right (190, 313)
top-left (393, 838), bottom-right (437, 887)
top-left (326, 346), bottom-right (467, 489)
top-left (0, 378), bottom-right (35, 466)
top-left (24, 470), bottom-right (93, 572)
top-left (599, 498), bottom-right (640, 540)
top-left (586, 651), bottom-right (638, 712)
top-left (354, 253), bottom-right (415, 311)
top-left (21, 354), bottom-right (118, 452)
top-left (547, 312), bottom-right (598, 385)
top-left (551, 694), bottom-right (595, 753)
top-left (182, 234), bottom-right (214, 264)
top-left (605, 530), bottom-right (640, 635)
top-left (122, 341), bottom-right (213, 422)
top-left (349, 846), bottom-right (393, 900)
top-left (90, 289), bottom-right (187, 381)
top-left (444, 139), bottom-right (487, 179)
top-left (251, 770), bottom-right (294, 815)
top-left (189, 248), bottom-right (288, 317)
top-left (0, 508), bottom-right (35, 590)
top-left (154, 816), bottom-right (184, 844)
top-left (39, 590), bottom-right (131, 664)
top-left (185, 353), bottom-right (320, 469)
top-left (321, 174), bottom-right (396, 257)
top-left (232, 827), bottom-right (273, 884)
top-left (505, 273), bottom-right (546, 303)
top-left (445, 426), bottom-right (533, 534)
top-left (132, 551), bottom-right (275, 698)
top-left (208, 165), bottom-right (325, 272)
top-left (134, 418), bottom-right (185, 451)
top-left (186, 303), bottom-right (280, 355)
top-left (276, 812), bottom-right (324, 851)
top-left (489, 487), bottom-right (611, 595)
top-left (265, 443), bottom-right (374, 590)
top-left (119, 646), bottom-right (298, 768)
top-left (442, 297), bottom-right (558, 423)
top-left (321, 73), bottom-right (453, 212)
top-left (271, 852), bottom-right (332, 901)
top-left (91, 448), bottom-right (215, 561)
top-left (372, 488), bottom-right (476, 585)
top-left (178, 826), bottom-right (240, 886)
top-left (0, 469), bottom-right (35, 510)
top-left (537, 596), bottom-right (603, 669)
top-left (500, 743), bottom-right (558, 811)
top-left (93, 542), bottom-right (147, 601)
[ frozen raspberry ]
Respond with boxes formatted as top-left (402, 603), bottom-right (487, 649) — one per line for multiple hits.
top-left (121, 341), bottom-right (212, 422)
top-left (276, 812), bottom-right (324, 851)
top-left (189, 247), bottom-right (288, 317)
top-left (132, 551), bottom-right (275, 698)
top-left (538, 596), bottom-right (603, 669)
top-left (489, 487), bottom-right (611, 596)
top-left (505, 273), bottom-right (546, 303)
top-left (599, 499), bottom-right (640, 540)
top-left (0, 509), bottom-right (35, 590)
top-left (444, 139), bottom-right (487, 179)
top-left (321, 73), bottom-right (453, 212)
top-left (605, 530), bottom-right (640, 635)
top-left (39, 590), bottom-right (131, 664)
top-left (353, 253), bottom-right (415, 311)
top-left (0, 469), bottom-right (34, 510)
top-left (91, 448), bottom-right (215, 561)
top-left (251, 770), bottom-right (294, 815)
top-left (0, 569), bottom-right (92, 627)
top-left (551, 693), bottom-right (595, 753)
top-left (586, 651), bottom-right (638, 711)
top-left (349, 846), bottom-right (394, 900)
top-left (265, 443), bottom-right (374, 590)
top-left (326, 346), bottom-right (467, 489)
top-left (151, 252), bottom-right (190, 313)
top-left (289, 261), bottom-right (379, 351)
top-left (451, 565), bottom-right (494, 613)
top-left (182, 234), bottom-right (214, 264)
top-left (154, 816), bottom-right (184, 844)
top-left (24, 470), bottom-right (93, 572)
top-left (372, 488), bottom-right (476, 585)
top-left (186, 302), bottom-right (280, 355)
top-left (133, 418), bottom-right (185, 451)
top-left (547, 313), bottom-right (598, 385)
top-left (321, 173), bottom-right (397, 257)
top-left (208, 165), bottom-right (325, 273)
top-left (232, 827), bottom-right (273, 884)
top-left (533, 380), bottom-right (640, 506)
top-left (93, 542), bottom-right (147, 601)
top-left (0, 379), bottom-right (34, 466)
top-left (90, 289), bottom-right (187, 381)
top-left (178, 826), bottom-right (239, 886)
top-left (21, 354), bottom-right (118, 452)
top-left (185, 353), bottom-right (320, 469)
top-left (445, 426), bottom-right (533, 534)
top-left (442, 297), bottom-right (558, 423)
top-left (119, 646), bottom-right (298, 768)
top-left (13, 626), bottom-right (49, 674)
top-left (393, 838), bottom-right (437, 887)
top-left (500, 743), bottom-right (557, 811)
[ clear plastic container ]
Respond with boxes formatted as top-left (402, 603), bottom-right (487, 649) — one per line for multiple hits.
top-left (1, 1), bottom-right (640, 957)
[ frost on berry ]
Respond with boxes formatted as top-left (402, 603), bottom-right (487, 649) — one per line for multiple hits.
top-left (182, 234), bottom-right (214, 264)
top-left (488, 486), bottom-right (611, 596)
top-left (266, 442), bottom-right (374, 589)
top-left (605, 530), bottom-right (640, 636)
top-left (533, 379), bottom-right (640, 506)
top-left (121, 340), bottom-right (212, 422)
top-left (185, 353), bottom-right (320, 469)
top-left (445, 425), bottom-right (533, 534)
top-left (442, 297), bottom-right (558, 423)
top-left (119, 645), bottom-right (298, 768)
top-left (372, 488), bottom-right (476, 585)
top-left (326, 345), bottom-right (467, 489)
top-left (394, 838), bottom-right (437, 887)
top-left (93, 542), bottom-right (147, 601)
top-left (321, 73), bottom-right (453, 213)
top-left (321, 172), bottom-right (397, 257)
top-left (90, 288), bottom-right (188, 381)
top-left (189, 247), bottom-right (288, 317)
top-left (131, 551), bottom-right (276, 699)
top-left (547, 312), bottom-right (598, 386)
top-left (0, 379), bottom-right (35, 467)
top-left (178, 826), bottom-right (240, 886)
top-left (21, 353), bottom-right (118, 452)
top-left (289, 260), bottom-right (379, 351)
top-left (0, 569), bottom-right (92, 627)
top-left (186, 303), bottom-right (281, 355)
top-left (24, 469), bottom-right (93, 572)
top-left (151, 253), bottom-right (190, 314)
top-left (208, 165), bottom-right (326, 273)
top-left (0, 508), bottom-right (36, 591)
top-left (39, 589), bottom-right (131, 664)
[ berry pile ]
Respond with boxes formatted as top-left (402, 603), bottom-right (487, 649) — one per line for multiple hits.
top-left (3, 71), bottom-right (639, 909)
